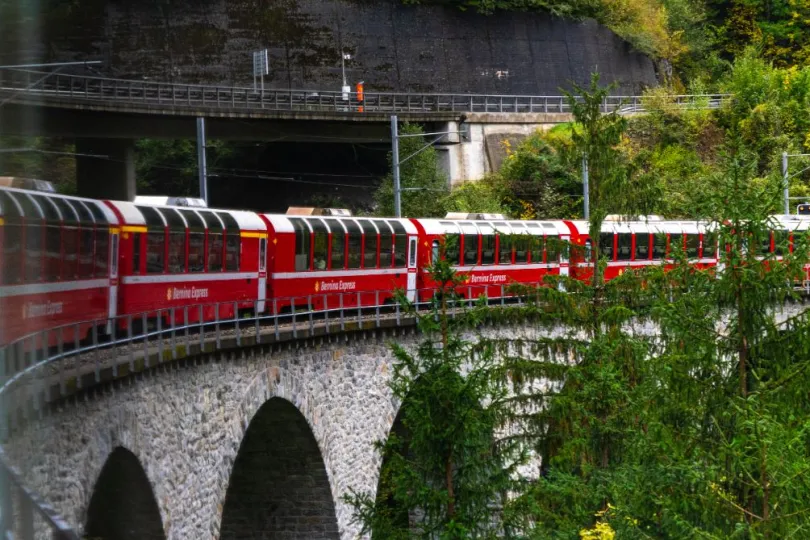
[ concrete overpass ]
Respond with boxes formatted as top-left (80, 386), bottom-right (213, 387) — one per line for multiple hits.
top-left (0, 69), bottom-right (728, 201)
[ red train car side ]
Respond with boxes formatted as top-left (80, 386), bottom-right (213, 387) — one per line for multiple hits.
top-left (104, 200), bottom-right (268, 327)
top-left (261, 214), bottom-right (418, 312)
top-left (410, 217), bottom-right (575, 301)
top-left (0, 187), bottom-right (118, 346)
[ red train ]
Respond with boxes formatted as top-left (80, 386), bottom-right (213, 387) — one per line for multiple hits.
top-left (2, 186), bottom-right (808, 347)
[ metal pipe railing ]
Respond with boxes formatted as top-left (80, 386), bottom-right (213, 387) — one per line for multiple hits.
top-left (0, 68), bottom-right (732, 115)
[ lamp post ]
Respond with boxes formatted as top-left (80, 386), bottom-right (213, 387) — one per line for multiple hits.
top-left (341, 52), bottom-right (351, 99)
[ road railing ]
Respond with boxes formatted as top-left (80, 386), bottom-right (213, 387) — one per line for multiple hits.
top-left (0, 68), bottom-right (731, 115)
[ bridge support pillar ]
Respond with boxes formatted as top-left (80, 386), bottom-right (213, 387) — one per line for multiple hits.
top-left (75, 138), bottom-right (136, 201)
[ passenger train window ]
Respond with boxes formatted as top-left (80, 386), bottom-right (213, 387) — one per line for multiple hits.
top-left (774, 231), bottom-right (788, 256)
top-left (379, 232), bottom-right (393, 268)
top-left (311, 219), bottom-right (328, 270)
top-left (62, 227), bottom-right (78, 279)
top-left (26, 223), bottom-right (43, 282)
top-left (188, 232), bottom-right (205, 272)
top-left (444, 234), bottom-right (460, 265)
top-left (599, 233), bottom-right (614, 260)
top-left (546, 236), bottom-right (559, 264)
top-left (168, 230), bottom-right (186, 273)
top-left (702, 233), bottom-right (717, 258)
top-left (79, 228), bottom-right (95, 279)
top-left (208, 233), bottom-right (223, 272)
top-left (758, 232), bottom-right (772, 254)
top-left (652, 234), bottom-right (667, 259)
top-left (498, 235), bottom-right (512, 264)
top-left (95, 229), bottom-right (109, 276)
top-left (331, 229), bottom-right (346, 270)
top-left (530, 236), bottom-right (543, 263)
top-left (432, 240), bottom-right (440, 264)
top-left (146, 230), bottom-right (166, 273)
top-left (481, 235), bottom-right (495, 265)
top-left (46, 225), bottom-right (61, 281)
top-left (291, 219), bottom-right (310, 272)
top-left (326, 219), bottom-right (345, 270)
top-left (669, 234), bottom-right (683, 257)
top-left (225, 233), bottom-right (240, 271)
top-left (686, 235), bottom-right (700, 258)
top-left (515, 236), bottom-right (529, 264)
top-left (346, 221), bottom-right (362, 270)
top-left (361, 221), bottom-right (378, 268)
top-left (2, 222), bottom-right (22, 284)
top-left (634, 234), bottom-right (650, 260)
top-left (391, 221), bottom-right (408, 268)
top-left (616, 234), bottom-right (632, 261)
top-left (394, 234), bottom-right (407, 268)
top-left (463, 234), bottom-right (479, 265)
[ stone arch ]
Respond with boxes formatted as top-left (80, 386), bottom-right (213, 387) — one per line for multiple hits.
top-left (85, 446), bottom-right (165, 540)
top-left (219, 396), bottom-right (340, 539)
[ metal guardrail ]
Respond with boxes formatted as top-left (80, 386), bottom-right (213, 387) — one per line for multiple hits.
top-left (0, 68), bottom-right (731, 115)
top-left (0, 284), bottom-right (532, 539)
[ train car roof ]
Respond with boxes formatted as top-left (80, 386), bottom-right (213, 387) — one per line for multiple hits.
top-left (0, 186), bottom-right (118, 224)
top-left (262, 214), bottom-right (418, 234)
top-left (771, 215), bottom-right (810, 231)
top-left (413, 218), bottom-right (570, 236)
top-left (566, 220), bottom-right (708, 235)
top-left (106, 200), bottom-right (266, 231)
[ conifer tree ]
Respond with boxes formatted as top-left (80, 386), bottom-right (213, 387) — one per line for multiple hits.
top-left (345, 239), bottom-right (526, 538)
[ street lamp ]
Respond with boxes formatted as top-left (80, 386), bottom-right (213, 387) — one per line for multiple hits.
top-left (341, 52), bottom-right (351, 100)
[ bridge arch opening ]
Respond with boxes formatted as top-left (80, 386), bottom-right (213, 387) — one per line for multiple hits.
top-left (220, 397), bottom-right (339, 539)
top-left (84, 446), bottom-right (165, 540)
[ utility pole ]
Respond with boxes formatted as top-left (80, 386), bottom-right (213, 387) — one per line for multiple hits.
top-left (783, 151), bottom-right (789, 215)
top-left (196, 117), bottom-right (208, 204)
top-left (780, 151), bottom-right (810, 214)
top-left (582, 155), bottom-right (590, 219)
top-left (390, 116), bottom-right (468, 218)
top-left (391, 115), bottom-right (402, 217)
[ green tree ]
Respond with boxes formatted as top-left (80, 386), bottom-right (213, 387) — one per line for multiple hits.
top-left (346, 245), bottom-right (525, 538)
top-left (374, 123), bottom-right (449, 217)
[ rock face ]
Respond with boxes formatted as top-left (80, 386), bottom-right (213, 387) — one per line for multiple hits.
top-left (1, 0), bottom-right (657, 94)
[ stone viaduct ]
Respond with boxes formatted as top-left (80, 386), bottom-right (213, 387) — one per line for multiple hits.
top-left (6, 301), bottom-right (805, 540)
top-left (4, 318), bottom-right (561, 540)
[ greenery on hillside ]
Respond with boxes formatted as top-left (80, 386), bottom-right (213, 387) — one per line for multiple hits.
top-left (353, 73), bottom-right (810, 539)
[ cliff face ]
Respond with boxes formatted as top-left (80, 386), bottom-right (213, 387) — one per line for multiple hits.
top-left (1, 0), bottom-right (657, 94)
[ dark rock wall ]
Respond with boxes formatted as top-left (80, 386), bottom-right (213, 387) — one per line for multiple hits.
top-left (1, 0), bottom-right (657, 94)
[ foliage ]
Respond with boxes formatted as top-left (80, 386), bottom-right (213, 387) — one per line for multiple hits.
top-left (442, 177), bottom-right (509, 214)
top-left (345, 246), bottom-right (526, 538)
top-left (374, 123), bottom-right (449, 218)
top-left (497, 131), bottom-right (582, 219)
top-left (0, 137), bottom-right (77, 194)
top-left (135, 138), bottom-right (235, 196)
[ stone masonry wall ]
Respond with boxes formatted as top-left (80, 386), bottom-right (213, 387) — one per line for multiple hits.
top-left (4, 320), bottom-right (575, 540)
top-left (1, 0), bottom-right (657, 95)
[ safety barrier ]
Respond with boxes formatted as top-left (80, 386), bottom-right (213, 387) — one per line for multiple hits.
top-left (0, 68), bottom-right (731, 115)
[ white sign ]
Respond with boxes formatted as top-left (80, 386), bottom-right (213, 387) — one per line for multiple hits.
top-left (253, 49), bottom-right (269, 76)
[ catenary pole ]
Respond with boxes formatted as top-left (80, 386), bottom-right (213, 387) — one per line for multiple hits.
top-left (582, 155), bottom-right (590, 219)
top-left (391, 115), bottom-right (402, 217)
top-left (196, 117), bottom-right (208, 204)
top-left (783, 151), bottom-right (789, 215)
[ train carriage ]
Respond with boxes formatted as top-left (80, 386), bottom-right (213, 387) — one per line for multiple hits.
top-left (261, 214), bottom-right (418, 313)
top-left (411, 218), bottom-right (575, 301)
top-left (104, 200), bottom-right (268, 327)
top-left (0, 187), bottom-right (119, 346)
top-left (567, 219), bottom-right (718, 282)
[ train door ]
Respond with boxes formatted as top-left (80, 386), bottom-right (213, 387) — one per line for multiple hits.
top-left (257, 236), bottom-right (267, 313)
top-left (407, 236), bottom-right (417, 301)
top-left (107, 229), bottom-right (120, 335)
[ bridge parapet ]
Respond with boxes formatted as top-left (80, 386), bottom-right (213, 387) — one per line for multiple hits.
top-left (0, 69), bottom-right (731, 120)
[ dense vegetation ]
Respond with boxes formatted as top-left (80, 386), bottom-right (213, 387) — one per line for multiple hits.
top-left (350, 77), bottom-right (810, 539)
